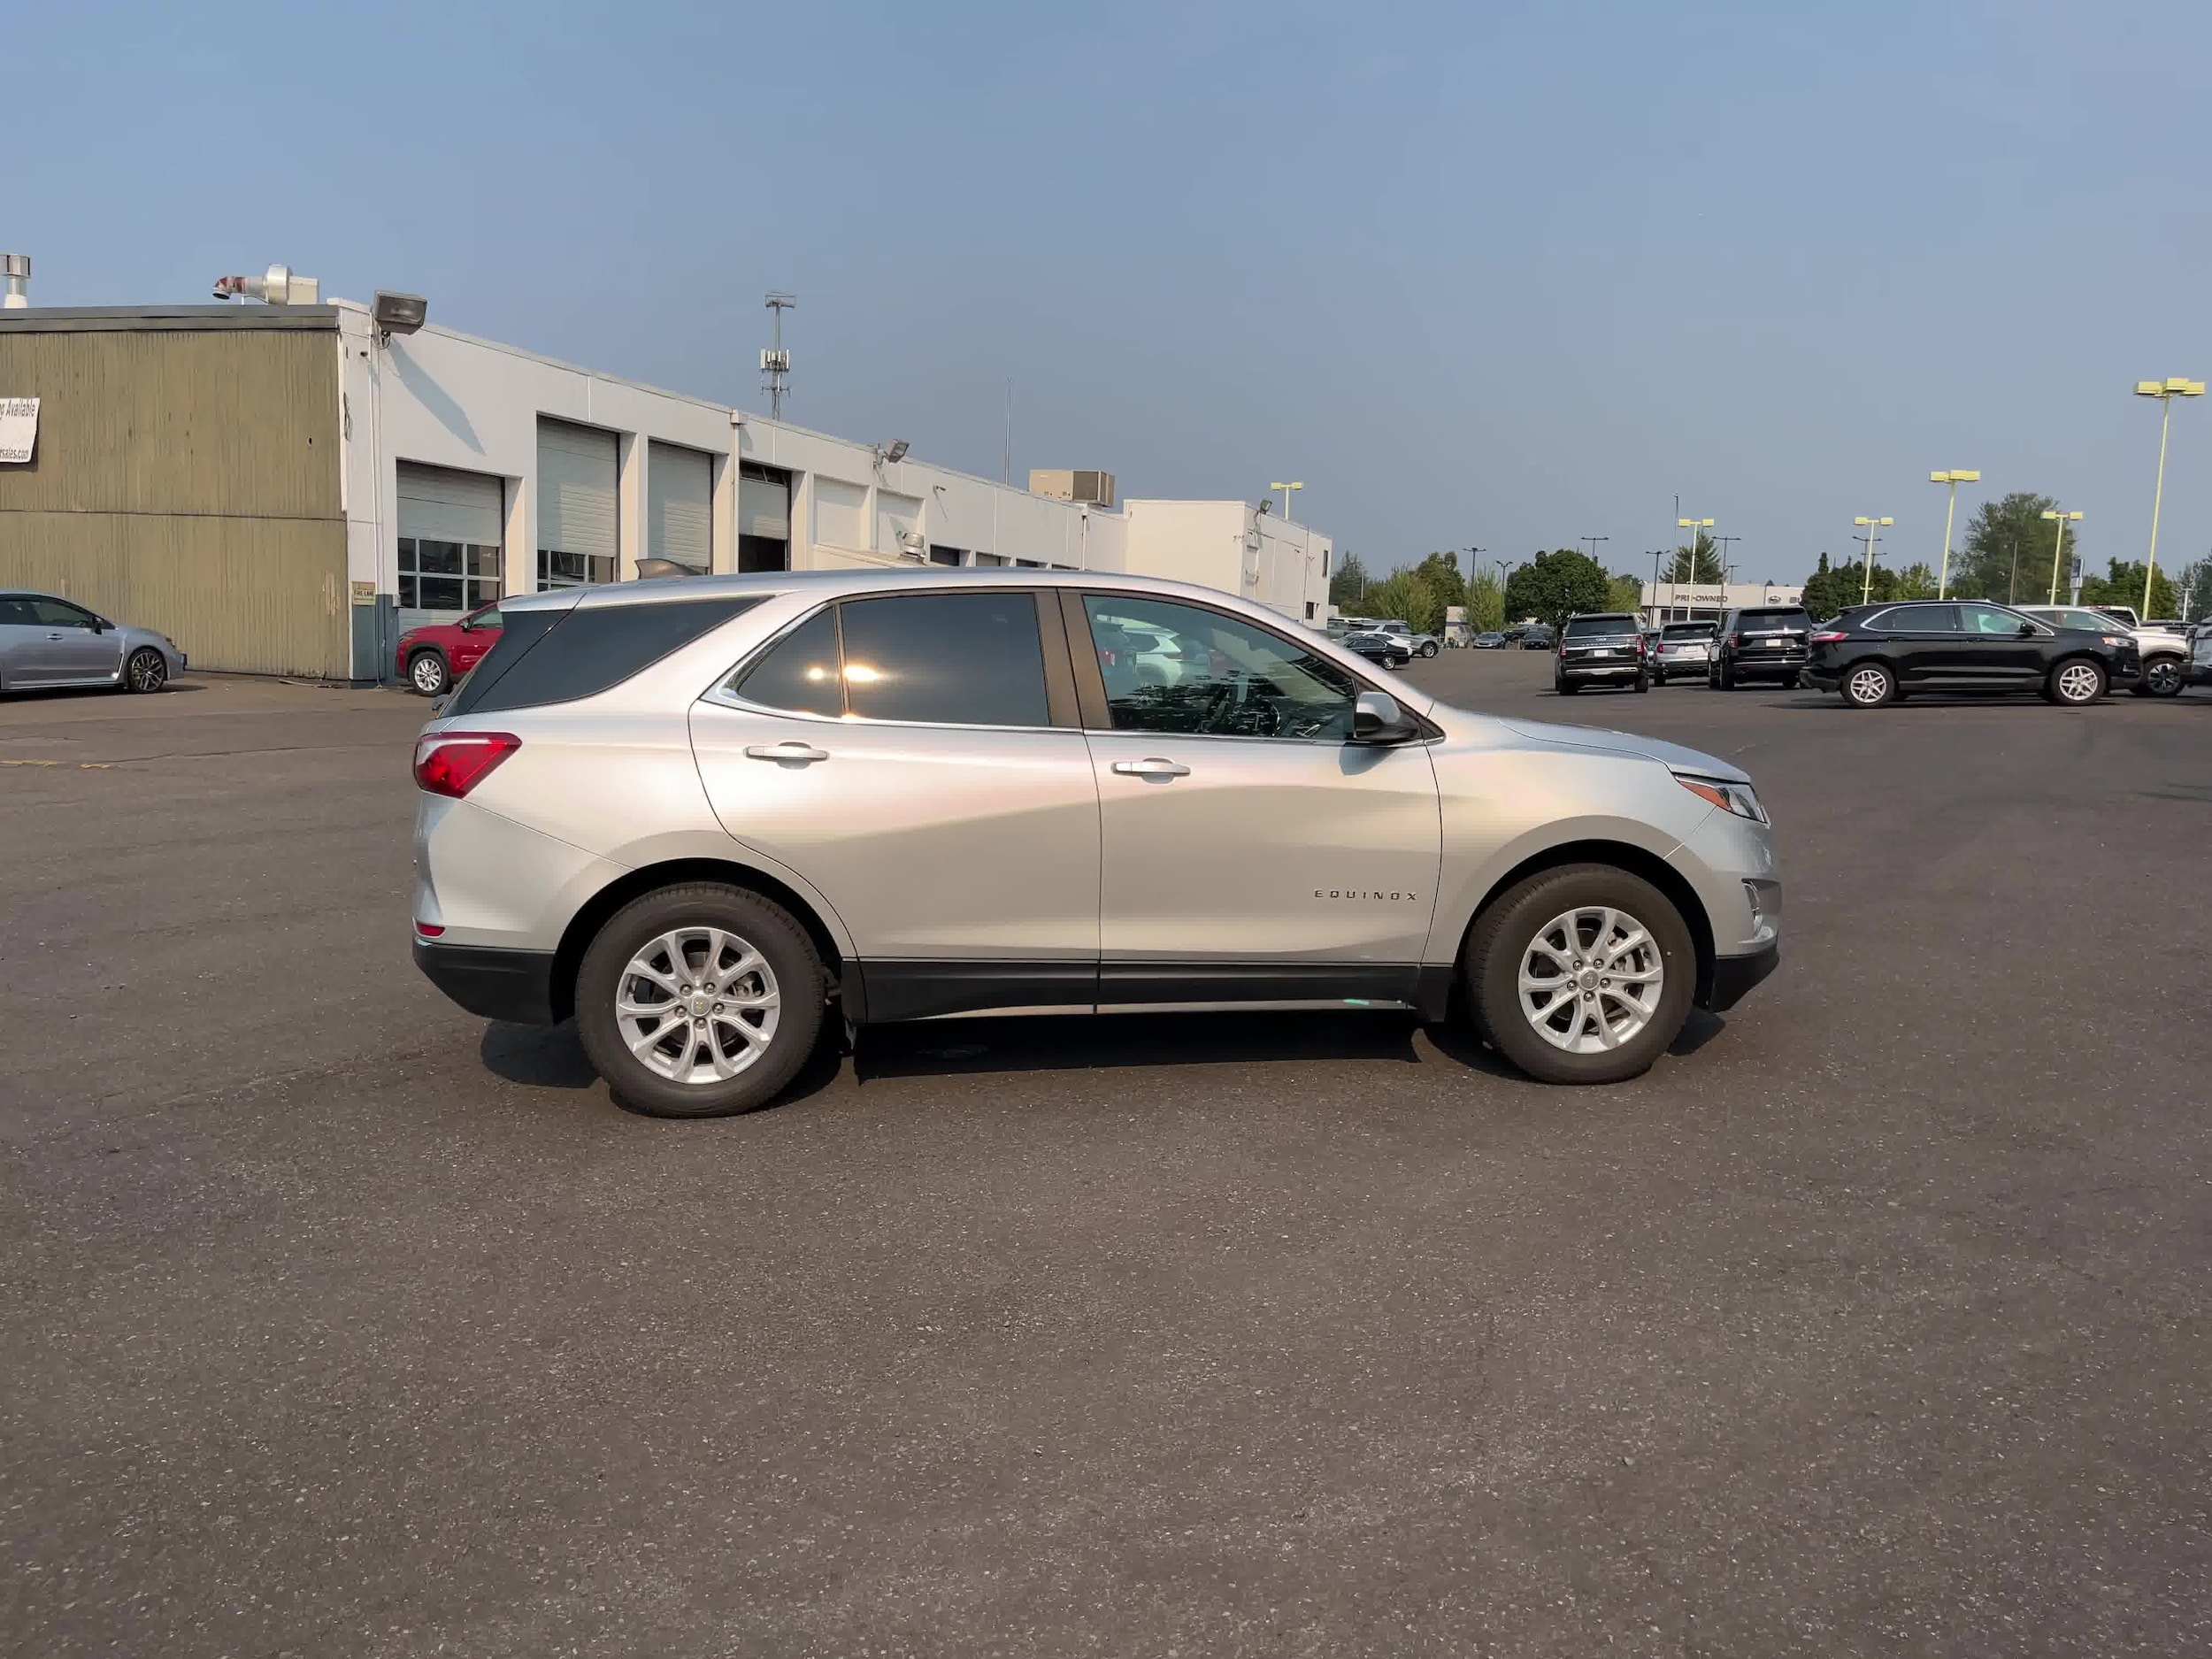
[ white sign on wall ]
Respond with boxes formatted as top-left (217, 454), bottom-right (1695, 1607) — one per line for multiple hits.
top-left (0, 397), bottom-right (38, 464)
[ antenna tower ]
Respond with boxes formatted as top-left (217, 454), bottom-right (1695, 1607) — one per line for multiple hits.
top-left (761, 291), bottom-right (796, 419)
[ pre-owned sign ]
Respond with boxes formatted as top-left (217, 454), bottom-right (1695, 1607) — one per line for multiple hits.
top-left (0, 397), bottom-right (37, 464)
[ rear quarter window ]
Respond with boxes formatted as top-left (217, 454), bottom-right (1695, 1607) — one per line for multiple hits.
top-left (445, 595), bottom-right (766, 716)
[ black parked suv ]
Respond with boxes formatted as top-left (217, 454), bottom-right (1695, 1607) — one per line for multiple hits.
top-left (1708, 605), bottom-right (1814, 688)
top-left (1805, 600), bottom-right (2142, 708)
top-left (1554, 613), bottom-right (1648, 694)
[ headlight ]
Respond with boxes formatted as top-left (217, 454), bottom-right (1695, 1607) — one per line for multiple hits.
top-left (1676, 772), bottom-right (1768, 824)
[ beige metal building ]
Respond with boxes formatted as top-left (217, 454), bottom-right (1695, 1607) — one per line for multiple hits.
top-left (0, 307), bottom-right (351, 679)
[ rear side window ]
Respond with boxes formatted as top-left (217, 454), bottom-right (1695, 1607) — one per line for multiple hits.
top-left (730, 593), bottom-right (1052, 727)
top-left (1563, 615), bottom-right (1636, 638)
top-left (446, 595), bottom-right (765, 716)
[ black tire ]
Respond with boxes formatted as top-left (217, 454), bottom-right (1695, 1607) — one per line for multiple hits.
top-left (407, 650), bottom-right (450, 697)
top-left (574, 882), bottom-right (826, 1118)
top-left (123, 647), bottom-right (168, 694)
top-left (1420, 641), bottom-right (1440, 657)
top-left (2044, 657), bottom-right (2106, 707)
top-left (1555, 679), bottom-right (1578, 695)
top-left (1717, 658), bottom-right (1737, 690)
top-left (1466, 864), bottom-right (1696, 1085)
top-left (1841, 661), bottom-right (1896, 708)
top-left (1706, 664), bottom-right (1720, 688)
top-left (2142, 656), bottom-right (2185, 697)
top-left (1632, 671), bottom-right (1649, 693)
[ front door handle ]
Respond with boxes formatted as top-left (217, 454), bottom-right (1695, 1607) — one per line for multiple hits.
top-left (1110, 757), bottom-right (1191, 779)
top-left (744, 741), bottom-right (830, 764)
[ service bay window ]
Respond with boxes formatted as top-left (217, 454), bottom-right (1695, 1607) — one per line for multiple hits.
top-left (398, 537), bottom-right (503, 612)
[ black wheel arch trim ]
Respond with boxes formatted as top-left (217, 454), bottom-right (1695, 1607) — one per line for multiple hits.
top-left (1451, 840), bottom-right (1721, 1010)
top-left (414, 938), bottom-right (557, 1025)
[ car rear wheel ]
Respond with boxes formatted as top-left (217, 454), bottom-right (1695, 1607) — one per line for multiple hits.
top-left (123, 647), bottom-right (167, 694)
top-left (2140, 656), bottom-right (2185, 697)
top-left (1419, 641), bottom-right (1439, 657)
top-left (2045, 657), bottom-right (2106, 706)
top-left (1555, 679), bottom-right (1578, 695)
top-left (1467, 864), bottom-right (1695, 1085)
top-left (408, 651), bottom-right (449, 696)
top-left (575, 882), bottom-right (826, 1118)
top-left (1842, 662), bottom-right (1895, 708)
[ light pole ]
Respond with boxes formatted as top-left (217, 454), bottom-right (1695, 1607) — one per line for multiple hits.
top-left (2040, 507), bottom-right (2082, 604)
top-left (1647, 549), bottom-right (1666, 623)
top-left (1675, 517), bottom-right (1714, 618)
top-left (1852, 516), bottom-right (1893, 602)
top-left (1269, 480), bottom-right (1303, 521)
top-left (1713, 534), bottom-right (1740, 592)
top-left (2133, 378), bottom-right (2202, 618)
top-left (1581, 534), bottom-right (1609, 565)
top-left (1928, 469), bottom-right (1980, 598)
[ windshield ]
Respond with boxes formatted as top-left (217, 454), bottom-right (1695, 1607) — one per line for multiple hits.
top-left (1738, 610), bottom-right (1809, 633)
top-left (1662, 623), bottom-right (1714, 641)
top-left (1563, 615), bottom-right (1637, 639)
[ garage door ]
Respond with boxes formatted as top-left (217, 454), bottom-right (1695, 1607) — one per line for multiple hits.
top-left (538, 419), bottom-right (618, 588)
top-left (648, 442), bottom-right (713, 572)
top-left (396, 462), bottom-right (503, 616)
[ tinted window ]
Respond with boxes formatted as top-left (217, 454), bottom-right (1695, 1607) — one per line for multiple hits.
top-left (28, 598), bottom-right (98, 628)
top-left (447, 595), bottom-right (764, 717)
top-left (1086, 595), bottom-right (1359, 741)
top-left (837, 592), bottom-right (1049, 726)
top-left (1661, 623), bottom-right (1714, 641)
top-left (0, 597), bottom-right (35, 626)
top-left (1876, 604), bottom-right (1958, 633)
top-left (1563, 615), bottom-right (1637, 638)
top-left (1961, 603), bottom-right (2032, 635)
top-left (734, 608), bottom-right (841, 718)
top-left (1738, 609), bottom-right (1809, 633)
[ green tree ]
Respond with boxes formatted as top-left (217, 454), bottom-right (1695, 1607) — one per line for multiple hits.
top-left (1329, 551), bottom-right (1370, 611)
top-left (1364, 569), bottom-right (1444, 635)
top-left (1952, 492), bottom-right (2075, 605)
top-left (2174, 555), bottom-right (2212, 622)
top-left (1504, 549), bottom-right (1611, 631)
top-left (1665, 530), bottom-right (1724, 584)
top-left (1463, 571), bottom-right (1506, 632)
top-left (1412, 551), bottom-right (1469, 611)
top-left (2078, 558), bottom-right (2177, 618)
top-left (1893, 561), bottom-right (1937, 601)
top-left (1606, 572), bottom-right (1645, 613)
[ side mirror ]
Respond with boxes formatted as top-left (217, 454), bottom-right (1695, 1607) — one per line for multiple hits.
top-left (1351, 689), bottom-right (1416, 745)
top-left (2016, 622), bottom-right (2035, 637)
top-left (457, 615), bottom-right (476, 632)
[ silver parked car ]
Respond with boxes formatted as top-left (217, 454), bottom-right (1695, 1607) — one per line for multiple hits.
top-left (411, 571), bottom-right (1779, 1117)
top-left (0, 590), bottom-right (185, 694)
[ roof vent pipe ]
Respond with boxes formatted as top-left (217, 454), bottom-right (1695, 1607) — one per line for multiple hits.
top-left (2, 254), bottom-right (27, 309)
top-left (212, 263), bottom-right (320, 305)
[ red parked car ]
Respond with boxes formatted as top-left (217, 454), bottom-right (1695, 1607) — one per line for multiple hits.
top-left (396, 603), bottom-right (503, 696)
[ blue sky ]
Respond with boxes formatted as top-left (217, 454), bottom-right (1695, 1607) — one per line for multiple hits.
top-left (14, 1), bottom-right (2212, 585)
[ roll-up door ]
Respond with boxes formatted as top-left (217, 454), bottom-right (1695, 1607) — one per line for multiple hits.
top-left (396, 462), bottom-right (503, 616)
top-left (739, 462), bottom-right (791, 573)
top-left (648, 442), bottom-right (714, 572)
top-left (538, 419), bottom-right (618, 588)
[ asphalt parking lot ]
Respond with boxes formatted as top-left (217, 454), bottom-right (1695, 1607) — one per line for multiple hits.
top-left (4, 657), bottom-right (2208, 1656)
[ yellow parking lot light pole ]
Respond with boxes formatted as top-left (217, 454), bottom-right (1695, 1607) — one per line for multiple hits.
top-left (1929, 470), bottom-right (1979, 598)
top-left (2132, 379), bottom-right (2202, 618)
top-left (1852, 516), bottom-right (1893, 602)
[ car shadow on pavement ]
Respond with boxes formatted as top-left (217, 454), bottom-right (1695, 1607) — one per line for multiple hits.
top-left (476, 1015), bottom-right (851, 1110)
top-left (856, 1009), bottom-right (1525, 1083)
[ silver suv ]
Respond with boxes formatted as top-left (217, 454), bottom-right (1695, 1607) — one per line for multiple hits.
top-left (411, 571), bottom-right (1779, 1117)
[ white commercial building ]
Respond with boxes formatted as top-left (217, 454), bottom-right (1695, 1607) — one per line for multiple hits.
top-left (1640, 579), bottom-right (1805, 624)
top-left (340, 302), bottom-right (1333, 679)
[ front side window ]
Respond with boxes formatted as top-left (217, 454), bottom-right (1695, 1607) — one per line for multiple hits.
top-left (1961, 603), bottom-right (2034, 635)
top-left (28, 598), bottom-right (100, 628)
top-left (732, 593), bottom-right (1051, 726)
top-left (1084, 595), bottom-right (1358, 741)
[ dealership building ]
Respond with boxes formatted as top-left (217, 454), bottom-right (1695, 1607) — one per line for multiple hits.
top-left (0, 283), bottom-right (1333, 681)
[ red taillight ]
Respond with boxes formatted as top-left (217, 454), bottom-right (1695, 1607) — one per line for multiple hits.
top-left (1810, 630), bottom-right (1847, 643)
top-left (413, 731), bottom-right (520, 798)
top-left (415, 921), bottom-right (446, 938)
top-left (1727, 633), bottom-right (1740, 646)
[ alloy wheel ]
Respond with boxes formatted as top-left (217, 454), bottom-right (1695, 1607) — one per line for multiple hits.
top-left (1846, 665), bottom-right (1890, 706)
top-left (127, 649), bottom-right (166, 693)
top-left (1517, 905), bottom-right (1665, 1055)
top-left (410, 655), bottom-right (447, 695)
top-left (2145, 658), bottom-right (2183, 696)
top-left (616, 926), bottom-right (780, 1086)
top-left (2055, 662), bottom-right (2102, 704)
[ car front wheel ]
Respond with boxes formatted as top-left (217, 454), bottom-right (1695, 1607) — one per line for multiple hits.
top-left (2140, 656), bottom-right (2184, 697)
top-left (574, 882), bottom-right (826, 1118)
top-left (2045, 657), bottom-right (2106, 706)
top-left (123, 647), bottom-right (168, 694)
top-left (1467, 864), bottom-right (1696, 1085)
top-left (408, 651), bottom-right (449, 696)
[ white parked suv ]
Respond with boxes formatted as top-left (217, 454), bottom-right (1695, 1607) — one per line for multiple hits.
top-left (412, 571), bottom-right (1780, 1116)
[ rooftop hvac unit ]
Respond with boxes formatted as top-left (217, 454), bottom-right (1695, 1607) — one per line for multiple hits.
top-left (1028, 468), bottom-right (1116, 508)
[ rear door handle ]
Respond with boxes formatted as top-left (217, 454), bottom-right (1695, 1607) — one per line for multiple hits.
top-left (1110, 757), bottom-right (1190, 779)
top-left (744, 741), bottom-right (830, 764)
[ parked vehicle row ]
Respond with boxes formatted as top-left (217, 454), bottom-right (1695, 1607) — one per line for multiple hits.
top-left (1806, 601), bottom-right (2142, 707)
top-left (411, 570), bottom-right (1780, 1115)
